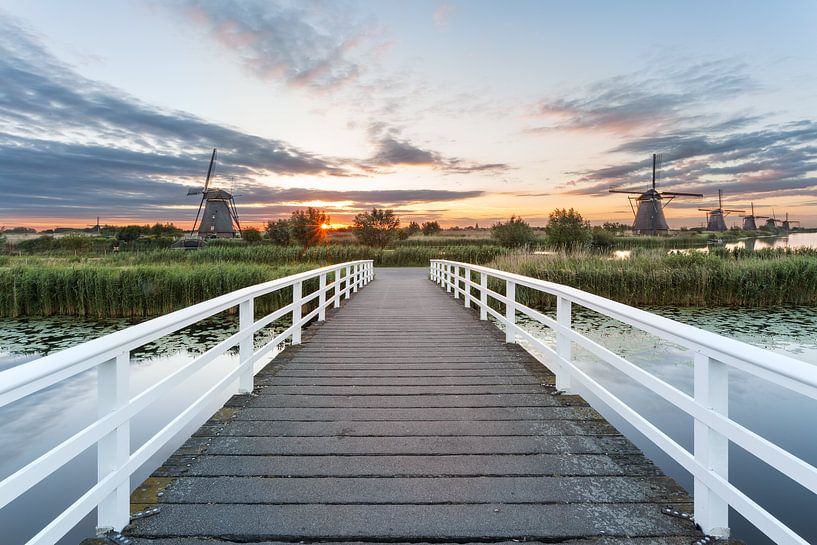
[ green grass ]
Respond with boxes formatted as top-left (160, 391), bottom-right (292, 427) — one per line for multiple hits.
top-left (484, 250), bottom-right (817, 308)
top-left (0, 263), bottom-right (316, 318)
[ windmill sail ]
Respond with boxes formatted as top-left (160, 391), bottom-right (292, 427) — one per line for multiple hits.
top-left (609, 154), bottom-right (703, 235)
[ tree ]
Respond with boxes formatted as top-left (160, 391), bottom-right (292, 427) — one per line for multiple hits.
top-left (116, 225), bottom-right (147, 243)
top-left (406, 221), bottom-right (421, 236)
top-left (353, 208), bottom-right (401, 248)
top-left (421, 221), bottom-right (441, 236)
top-left (241, 227), bottom-right (262, 243)
top-left (266, 219), bottom-right (292, 246)
top-left (544, 208), bottom-right (592, 249)
top-left (150, 222), bottom-right (183, 237)
top-left (490, 216), bottom-right (535, 248)
top-left (290, 208), bottom-right (328, 248)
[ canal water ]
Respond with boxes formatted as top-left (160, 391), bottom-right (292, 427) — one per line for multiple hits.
top-left (0, 316), bottom-right (288, 545)
top-left (517, 305), bottom-right (817, 545)
top-left (2, 306), bottom-right (816, 544)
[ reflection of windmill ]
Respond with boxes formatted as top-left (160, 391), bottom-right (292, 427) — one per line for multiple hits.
top-left (740, 203), bottom-right (768, 231)
top-left (187, 149), bottom-right (242, 238)
top-left (609, 154), bottom-right (703, 235)
top-left (699, 190), bottom-right (744, 232)
top-left (782, 212), bottom-right (800, 231)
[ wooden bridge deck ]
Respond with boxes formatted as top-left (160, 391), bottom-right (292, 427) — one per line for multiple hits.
top-left (125, 267), bottom-right (700, 545)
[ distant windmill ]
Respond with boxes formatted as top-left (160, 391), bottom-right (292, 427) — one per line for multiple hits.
top-left (781, 212), bottom-right (800, 231)
top-left (740, 203), bottom-right (768, 231)
top-left (699, 190), bottom-right (744, 232)
top-left (187, 149), bottom-right (242, 238)
top-left (764, 210), bottom-right (780, 230)
top-left (609, 154), bottom-right (703, 235)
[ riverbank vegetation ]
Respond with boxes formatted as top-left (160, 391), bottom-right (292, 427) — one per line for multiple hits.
top-left (486, 248), bottom-right (817, 308)
top-left (2, 207), bottom-right (815, 317)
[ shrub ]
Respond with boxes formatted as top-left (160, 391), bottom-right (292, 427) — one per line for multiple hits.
top-left (421, 221), bottom-right (442, 236)
top-left (544, 208), bottom-right (591, 249)
top-left (241, 227), bottom-right (263, 243)
top-left (266, 219), bottom-right (292, 245)
top-left (353, 208), bottom-right (401, 248)
top-left (490, 216), bottom-right (535, 248)
top-left (290, 208), bottom-right (328, 249)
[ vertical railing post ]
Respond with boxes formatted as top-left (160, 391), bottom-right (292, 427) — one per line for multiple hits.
top-left (344, 265), bottom-right (351, 299)
top-left (318, 273), bottom-right (327, 321)
top-left (445, 264), bottom-right (452, 293)
top-left (353, 263), bottom-right (360, 293)
top-left (505, 280), bottom-right (516, 343)
top-left (333, 268), bottom-right (341, 308)
top-left (292, 281), bottom-right (303, 344)
top-left (453, 266), bottom-right (460, 299)
top-left (479, 272), bottom-right (487, 320)
top-left (694, 352), bottom-right (730, 538)
top-left (555, 296), bottom-right (573, 392)
top-left (238, 298), bottom-right (254, 392)
top-left (464, 267), bottom-right (472, 308)
top-left (97, 351), bottom-right (130, 532)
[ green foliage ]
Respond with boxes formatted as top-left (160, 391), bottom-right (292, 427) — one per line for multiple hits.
top-left (0, 263), bottom-right (314, 318)
top-left (117, 225), bottom-right (147, 242)
top-left (266, 219), bottom-right (292, 245)
top-left (490, 216), bottom-right (535, 248)
top-left (353, 208), bottom-right (401, 248)
top-left (241, 227), bottom-right (263, 243)
top-left (289, 208), bottom-right (328, 249)
top-left (421, 221), bottom-right (442, 236)
top-left (149, 223), bottom-right (183, 237)
top-left (406, 221), bottom-right (421, 236)
top-left (590, 226), bottom-right (616, 250)
top-left (487, 250), bottom-right (817, 308)
top-left (544, 208), bottom-right (592, 249)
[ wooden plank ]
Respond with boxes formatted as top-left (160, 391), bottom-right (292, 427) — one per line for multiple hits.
top-left (126, 267), bottom-right (700, 543)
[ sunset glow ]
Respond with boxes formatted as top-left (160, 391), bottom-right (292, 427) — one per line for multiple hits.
top-left (0, 2), bottom-right (815, 229)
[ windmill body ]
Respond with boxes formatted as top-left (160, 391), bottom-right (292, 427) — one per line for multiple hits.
top-left (198, 189), bottom-right (239, 237)
top-left (609, 154), bottom-right (702, 235)
top-left (740, 203), bottom-right (767, 231)
top-left (187, 149), bottom-right (242, 239)
top-left (781, 213), bottom-right (800, 231)
top-left (699, 190), bottom-right (744, 232)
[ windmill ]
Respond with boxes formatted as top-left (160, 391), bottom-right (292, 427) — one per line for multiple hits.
top-left (740, 203), bottom-right (768, 231)
top-left (764, 210), bottom-right (780, 230)
top-left (699, 190), bottom-right (744, 232)
top-left (781, 212), bottom-right (800, 231)
top-left (609, 154), bottom-right (703, 235)
top-left (187, 149), bottom-right (242, 238)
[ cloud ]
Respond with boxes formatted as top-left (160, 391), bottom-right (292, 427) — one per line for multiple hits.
top-left (0, 14), bottom-right (488, 224)
top-left (562, 120), bottom-right (817, 199)
top-left (528, 59), bottom-right (759, 135)
top-left (433, 2), bottom-right (456, 30)
top-left (174, 0), bottom-right (374, 92)
top-left (366, 124), bottom-right (509, 174)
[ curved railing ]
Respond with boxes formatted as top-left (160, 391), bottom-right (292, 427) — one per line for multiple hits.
top-left (430, 259), bottom-right (817, 545)
top-left (0, 260), bottom-right (374, 545)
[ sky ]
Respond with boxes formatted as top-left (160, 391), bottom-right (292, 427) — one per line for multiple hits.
top-left (0, 0), bottom-right (816, 230)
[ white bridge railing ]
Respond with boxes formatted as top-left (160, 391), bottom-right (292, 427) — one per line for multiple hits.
top-left (0, 260), bottom-right (374, 545)
top-left (431, 259), bottom-right (817, 545)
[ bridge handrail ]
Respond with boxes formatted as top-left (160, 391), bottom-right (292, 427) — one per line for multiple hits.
top-left (0, 260), bottom-right (374, 545)
top-left (430, 259), bottom-right (817, 545)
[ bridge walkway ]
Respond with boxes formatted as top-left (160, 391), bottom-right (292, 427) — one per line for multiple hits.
top-left (126, 267), bottom-right (699, 544)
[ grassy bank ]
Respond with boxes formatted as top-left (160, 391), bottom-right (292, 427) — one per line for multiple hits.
top-left (0, 263), bottom-right (316, 318)
top-left (485, 250), bottom-right (817, 307)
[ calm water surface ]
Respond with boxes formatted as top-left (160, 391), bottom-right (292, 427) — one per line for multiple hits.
top-left (0, 316), bottom-right (287, 545)
top-left (2, 307), bottom-right (816, 544)
top-left (516, 305), bottom-right (817, 545)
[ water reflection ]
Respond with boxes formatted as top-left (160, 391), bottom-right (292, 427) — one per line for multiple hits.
top-left (0, 315), bottom-right (289, 545)
top-left (516, 305), bottom-right (817, 545)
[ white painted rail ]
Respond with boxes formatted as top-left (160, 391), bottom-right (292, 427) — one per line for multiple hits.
top-left (430, 259), bottom-right (817, 545)
top-left (0, 260), bottom-right (374, 545)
